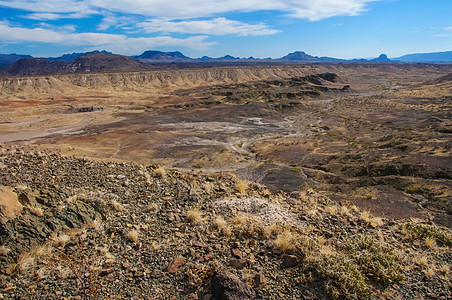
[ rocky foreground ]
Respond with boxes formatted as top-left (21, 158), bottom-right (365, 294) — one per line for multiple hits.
top-left (0, 145), bottom-right (451, 299)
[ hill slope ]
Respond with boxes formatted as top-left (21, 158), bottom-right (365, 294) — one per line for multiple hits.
top-left (0, 147), bottom-right (450, 299)
top-left (66, 52), bottom-right (151, 73)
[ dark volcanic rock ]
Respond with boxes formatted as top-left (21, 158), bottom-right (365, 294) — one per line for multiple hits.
top-left (0, 58), bottom-right (66, 76)
top-left (211, 270), bottom-right (256, 300)
top-left (67, 52), bottom-right (150, 73)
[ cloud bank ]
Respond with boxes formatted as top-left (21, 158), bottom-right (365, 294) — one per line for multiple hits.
top-left (0, 0), bottom-right (379, 53)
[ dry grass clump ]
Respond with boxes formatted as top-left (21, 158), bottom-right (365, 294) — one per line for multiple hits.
top-left (423, 269), bottom-right (435, 277)
top-left (439, 265), bottom-right (449, 274)
top-left (340, 205), bottom-right (350, 216)
top-left (326, 205), bottom-right (337, 215)
top-left (425, 237), bottom-right (436, 248)
top-left (0, 246), bottom-right (11, 256)
top-left (109, 199), bottom-right (123, 211)
top-left (230, 215), bottom-right (266, 239)
top-left (213, 216), bottom-right (227, 229)
top-left (140, 170), bottom-right (152, 184)
top-left (418, 256), bottom-right (428, 266)
top-left (18, 245), bottom-right (52, 273)
top-left (213, 216), bottom-right (232, 235)
top-left (203, 182), bottom-right (215, 194)
top-left (274, 230), bottom-right (298, 252)
top-left (235, 179), bottom-right (248, 194)
top-left (52, 234), bottom-right (71, 247)
top-left (369, 217), bottom-right (383, 227)
top-left (154, 166), bottom-right (166, 177)
top-left (85, 219), bottom-right (103, 231)
top-left (361, 211), bottom-right (384, 227)
top-left (126, 230), bottom-right (139, 242)
top-left (186, 209), bottom-right (203, 225)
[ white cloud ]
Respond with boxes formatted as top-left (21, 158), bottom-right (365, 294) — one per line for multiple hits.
top-left (137, 17), bottom-right (279, 36)
top-left (0, 0), bottom-right (93, 14)
top-left (0, 0), bottom-right (379, 21)
top-left (434, 26), bottom-right (452, 37)
top-left (97, 13), bottom-right (135, 31)
top-left (26, 12), bottom-right (91, 20)
top-left (0, 21), bottom-right (214, 54)
top-left (286, 0), bottom-right (375, 21)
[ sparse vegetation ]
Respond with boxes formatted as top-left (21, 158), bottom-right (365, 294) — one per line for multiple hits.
top-left (1, 63), bottom-right (452, 299)
top-left (186, 208), bottom-right (203, 224)
top-left (154, 166), bottom-right (166, 177)
top-left (235, 179), bottom-right (248, 194)
top-left (126, 230), bottom-right (139, 242)
top-left (109, 199), bottom-right (123, 211)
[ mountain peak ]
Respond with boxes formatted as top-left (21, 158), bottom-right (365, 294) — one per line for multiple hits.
top-left (134, 50), bottom-right (192, 62)
top-left (372, 54), bottom-right (391, 62)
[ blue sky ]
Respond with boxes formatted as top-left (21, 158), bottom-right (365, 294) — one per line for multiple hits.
top-left (0, 0), bottom-right (451, 59)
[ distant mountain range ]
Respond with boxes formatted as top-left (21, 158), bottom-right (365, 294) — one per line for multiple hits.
top-left (393, 51), bottom-right (452, 63)
top-left (0, 50), bottom-right (452, 77)
top-left (0, 53), bottom-right (33, 66)
top-left (0, 52), bottom-right (152, 76)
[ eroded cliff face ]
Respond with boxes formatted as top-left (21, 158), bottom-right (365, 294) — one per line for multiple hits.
top-left (0, 66), bottom-right (319, 96)
top-left (2, 63), bottom-right (451, 97)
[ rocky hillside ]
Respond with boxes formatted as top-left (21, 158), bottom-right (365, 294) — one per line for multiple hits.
top-left (2, 64), bottom-right (451, 97)
top-left (0, 145), bottom-right (450, 299)
top-left (0, 65), bottom-right (319, 96)
top-left (66, 52), bottom-right (151, 73)
top-left (0, 58), bottom-right (67, 76)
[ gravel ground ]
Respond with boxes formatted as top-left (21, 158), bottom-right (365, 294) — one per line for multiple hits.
top-left (0, 145), bottom-right (450, 299)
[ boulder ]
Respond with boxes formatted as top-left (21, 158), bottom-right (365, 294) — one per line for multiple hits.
top-left (0, 186), bottom-right (23, 222)
top-left (211, 270), bottom-right (255, 300)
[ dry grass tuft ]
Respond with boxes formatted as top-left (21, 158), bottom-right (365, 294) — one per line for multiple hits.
top-left (235, 179), bottom-right (248, 194)
top-left (154, 166), bottom-right (166, 177)
top-left (187, 209), bottom-right (203, 225)
top-left (18, 245), bottom-right (52, 273)
top-left (369, 217), bottom-right (384, 228)
top-left (274, 230), bottom-right (297, 252)
top-left (146, 203), bottom-right (159, 212)
top-left (0, 246), bottom-right (11, 256)
top-left (439, 265), bottom-right (449, 274)
top-left (326, 205), bottom-right (337, 215)
top-left (213, 216), bottom-right (232, 235)
top-left (109, 199), bottom-right (123, 211)
top-left (52, 234), bottom-right (71, 247)
top-left (18, 255), bottom-right (36, 273)
top-left (340, 205), bottom-right (350, 215)
top-left (213, 216), bottom-right (227, 230)
top-left (418, 256), bottom-right (428, 266)
top-left (203, 182), bottom-right (215, 194)
top-left (425, 237), bottom-right (436, 248)
top-left (126, 230), bottom-right (139, 242)
top-left (86, 219), bottom-right (103, 231)
top-left (424, 269), bottom-right (435, 277)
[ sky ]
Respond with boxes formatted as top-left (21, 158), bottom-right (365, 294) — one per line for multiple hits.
top-left (0, 0), bottom-right (451, 59)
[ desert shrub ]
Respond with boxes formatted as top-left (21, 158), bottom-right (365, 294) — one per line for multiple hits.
top-left (400, 222), bottom-right (452, 247)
